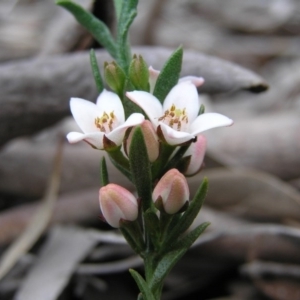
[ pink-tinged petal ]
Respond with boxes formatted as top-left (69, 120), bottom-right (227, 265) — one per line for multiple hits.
top-left (67, 131), bottom-right (105, 149)
top-left (126, 91), bottom-right (163, 127)
top-left (163, 81), bottom-right (200, 123)
top-left (70, 98), bottom-right (100, 133)
top-left (179, 76), bottom-right (205, 87)
top-left (159, 123), bottom-right (195, 145)
top-left (96, 89), bottom-right (125, 124)
top-left (107, 113), bottom-right (145, 146)
top-left (190, 113), bottom-right (234, 135)
top-left (126, 120), bottom-right (159, 162)
top-left (99, 184), bottom-right (138, 228)
top-left (148, 66), bottom-right (160, 93)
top-left (184, 135), bottom-right (206, 176)
top-left (153, 169), bottom-right (189, 214)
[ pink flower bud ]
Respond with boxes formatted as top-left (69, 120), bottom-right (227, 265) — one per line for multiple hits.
top-left (125, 120), bottom-right (159, 162)
top-left (99, 184), bottom-right (138, 228)
top-left (153, 169), bottom-right (189, 214)
top-left (184, 135), bottom-right (206, 176)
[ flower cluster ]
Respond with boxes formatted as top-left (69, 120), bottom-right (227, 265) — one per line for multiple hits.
top-left (66, 64), bottom-right (233, 228)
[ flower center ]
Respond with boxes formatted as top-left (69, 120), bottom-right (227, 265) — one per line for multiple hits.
top-left (158, 104), bottom-right (188, 131)
top-left (95, 111), bottom-right (116, 133)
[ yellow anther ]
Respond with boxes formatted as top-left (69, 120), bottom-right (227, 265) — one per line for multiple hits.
top-left (95, 111), bottom-right (116, 133)
top-left (158, 104), bottom-right (188, 131)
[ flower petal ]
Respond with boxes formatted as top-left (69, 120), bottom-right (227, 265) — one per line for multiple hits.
top-left (96, 89), bottom-right (125, 124)
top-left (190, 113), bottom-right (234, 135)
top-left (148, 66), bottom-right (160, 93)
top-left (179, 76), bottom-right (205, 87)
top-left (184, 135), bottom-right (206, 176)
top-left (163, 81), bottom-right (200, 123)
top-left (126, 91), bottom-right (163, 127)
top-left (107, 113), bottom-right (145, 146)
top-left (70, 98), bottom-right (101, 133)
top-left (159, 123), bottom-right (195, 145)
top-left (67, 131), bottom-right (105, 149)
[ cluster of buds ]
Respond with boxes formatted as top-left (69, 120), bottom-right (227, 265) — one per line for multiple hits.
top-left (99, 169), bottom-right (190, 228)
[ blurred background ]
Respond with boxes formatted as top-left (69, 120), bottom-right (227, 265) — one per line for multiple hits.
top-left (0, 0), bottom-right (300, 299)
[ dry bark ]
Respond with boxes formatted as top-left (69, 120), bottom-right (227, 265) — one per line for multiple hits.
top-left (206, 111), bottom-right (300, 180)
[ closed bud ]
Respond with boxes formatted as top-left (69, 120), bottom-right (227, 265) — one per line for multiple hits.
top-left (104, 61), bottom-right (126, 95)
top-left (153, 169), bottom-right (189, 214)
top-left (129, 54), bottom-right (150, 91)
top-left (184, 135), bottom-right (206, 176)
top-left (99, 184), bottom-right (138, 228)
top-left (125, 120), bottom-right (159, 162)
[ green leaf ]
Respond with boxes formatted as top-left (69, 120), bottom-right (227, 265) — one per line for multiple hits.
top-left (116, 0), bottom-right (138, 71)
top-left (90, 49), bottom-right (104, 93)
top-left (150, 223), bottom-right (209, 291)
top-left (151, 143), bottom-right (175, 180)
top-left (100, 156), bottom-right (109, 186)
top-left (153, 46), bottom-right (183, 103)
top-left (149, 248), bottom-right (187, 292)
top-left (172, 222), bottom-right (210, 251)
top-left (129, 127), bottom-right (152, 212)
top-left (56, 0), bottom-right (117, 59)
top-left (107, 148), bottom-right (132, 182)
top-left (162, 143), bottom-right (191, 173)
top-left (119, 220), bottom-right (145, 255)
top-left (129, 269), bottom-right (156, 300)
top-left (113, 0), bottom-right (123, 20)
top-left (144, 210), bottom-right (160, 250)
top-left (163, 178), bottom-right (208, 249)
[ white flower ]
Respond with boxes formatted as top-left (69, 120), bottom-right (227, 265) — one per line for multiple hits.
top-left (126, 81), bottom-right (233, 146)
top-left (67, 89), bottom-right (145, 149)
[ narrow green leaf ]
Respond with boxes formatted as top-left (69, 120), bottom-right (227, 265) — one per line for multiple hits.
top-left (153, 46), bottom-right (183, 103)
top-left (150, 224), bottom-right (209, 291)
top-left (149, 248), bottom-right (186, 291)
top-left (108, 148), bottom-right (132, 182)
top-left (56, 0), bottom-right (117, 59)
top-left (163, 178), bottom-right (208, 248)
top-left (90, 49), bottom-right (104, 93)
top-left (129, 269), bottom-right (156, 300)
top-left (151, 143), bottom-right (175, 180)
top-left (119, 220), bottom-right (145, 255)
top-left (113, 0), bottom-right (123, 20)
top-left (162, 143), bottom-right (191, 173)
top-left (100, 156), bottom-right (109, 186)
top-left (172, 222), bottom-right (210, 251)
top-left (144, 210), bottom-right (160, 250)
top-left (116, 0), bottom-right (138, 71)
top-left (129, 127), bottom-right (152, 212)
